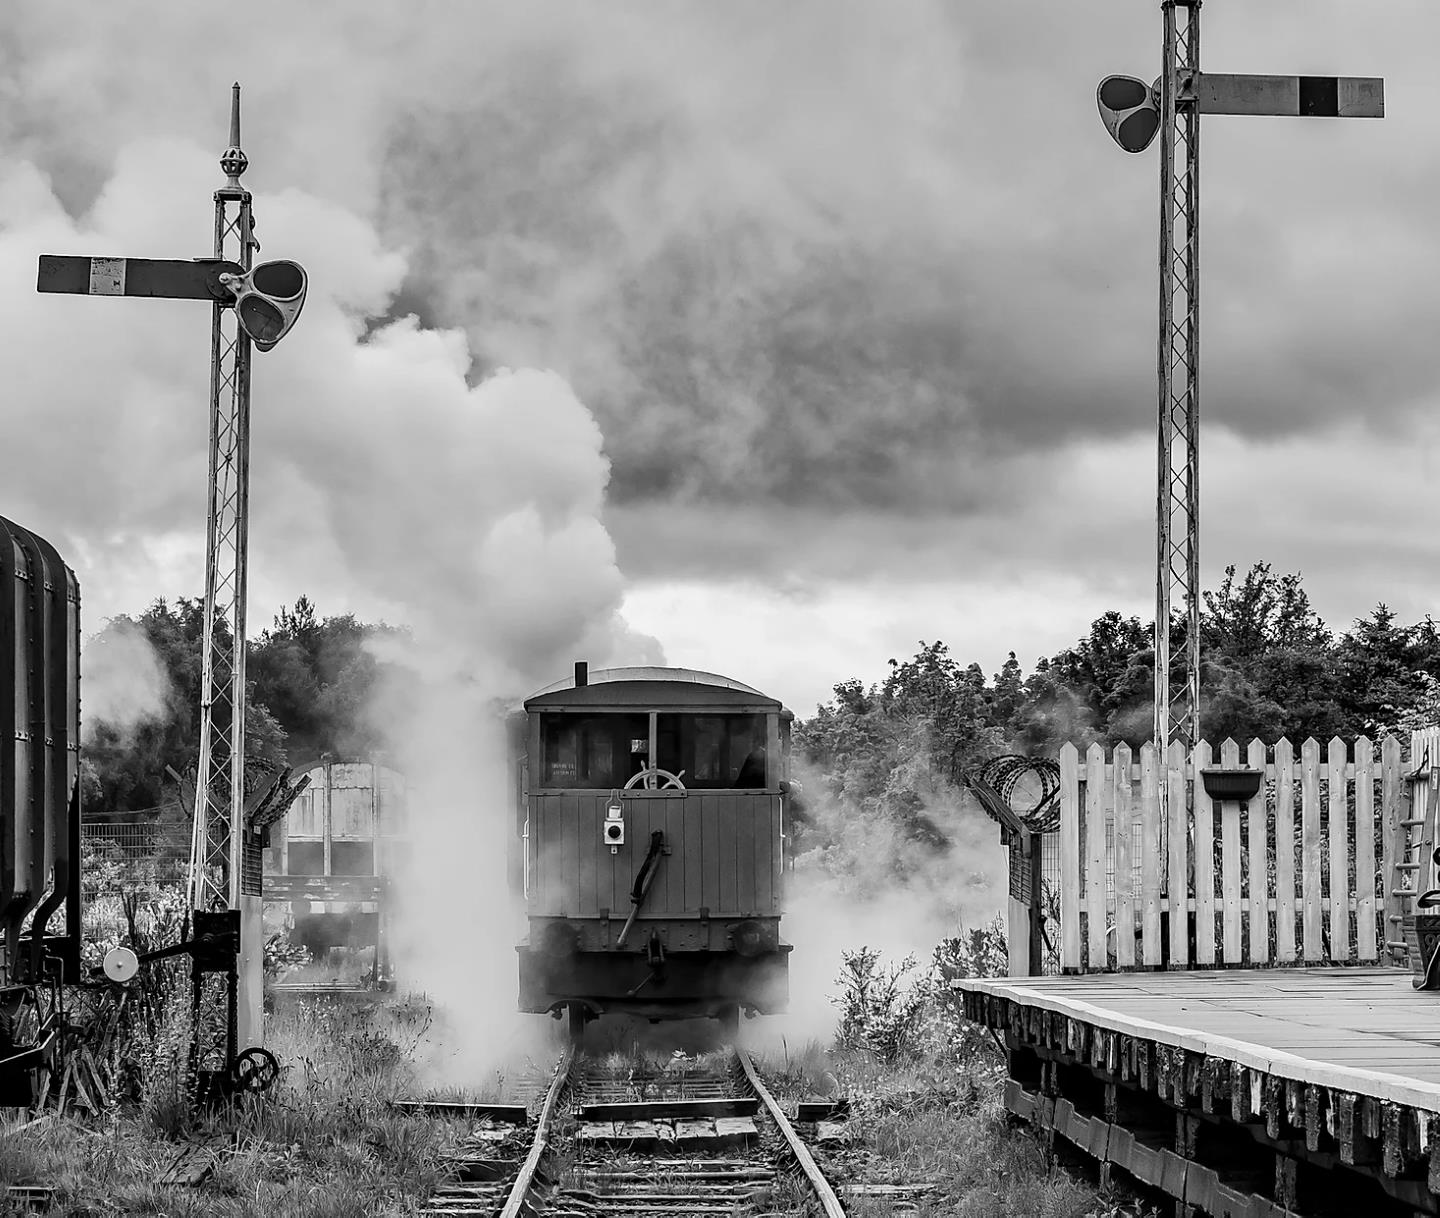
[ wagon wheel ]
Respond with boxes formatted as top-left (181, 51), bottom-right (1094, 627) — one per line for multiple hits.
top-left (624, 767), bottom-right (687, 791)
top-left (229, 1046), bottom-right (279, 1094)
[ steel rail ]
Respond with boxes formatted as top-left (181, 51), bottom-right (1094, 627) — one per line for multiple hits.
top-left (497, 1043), bottom-right (576, 1218)
top-left (735, 1046), bottom-right (847, 1218)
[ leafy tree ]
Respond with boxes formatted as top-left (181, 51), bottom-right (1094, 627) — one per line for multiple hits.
top-left (1201, 563), bottom-right (1330, 660)
top-left (84, 595), bottom-right (411, 816)
top-left (795, 562), bottom-right (1440, 893)
top-left (1048, 611), bottom-right (1152, 739)
top-left (1334, 606), bottom-right (1440, 733)
top-left (84, 599), bottom-right (208, 814)
top-left (248, 597), bottom-right (414, 762)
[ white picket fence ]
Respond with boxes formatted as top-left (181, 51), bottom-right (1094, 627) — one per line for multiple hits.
top-left (1055, 733), bottom-right (1435, 972)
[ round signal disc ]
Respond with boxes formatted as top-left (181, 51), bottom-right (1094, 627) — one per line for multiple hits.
top-left (102, 946), bottom-right (139, 984)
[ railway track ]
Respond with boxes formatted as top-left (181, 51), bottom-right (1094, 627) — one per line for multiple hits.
top-left (407, 1045), bottom-right (846, 1217)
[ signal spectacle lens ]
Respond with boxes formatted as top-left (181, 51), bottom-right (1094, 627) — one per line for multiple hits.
top-left (1099, 77), bottom-right (1148, 110)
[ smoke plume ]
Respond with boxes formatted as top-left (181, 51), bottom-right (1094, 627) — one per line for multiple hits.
top-left (756, 764), bottom-right (1007, 1048)
top-left (80, 618), bottom-right (171, 744)
top-left (1, 48), bottom-right (662, 1080)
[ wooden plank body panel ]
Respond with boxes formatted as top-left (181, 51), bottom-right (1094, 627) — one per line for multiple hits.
top-left (530, 790), bottom-right (780, 918)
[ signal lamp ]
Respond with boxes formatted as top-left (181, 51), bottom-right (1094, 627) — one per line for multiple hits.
top-left (1098, 74), bottom-right (1161, 153)
top-left (221, 259), bottom-right (307, 351)
top-left (604, 800), bottom-right (625, 851)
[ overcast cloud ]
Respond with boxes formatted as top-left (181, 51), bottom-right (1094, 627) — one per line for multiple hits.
top-left (3, 1), bottom-right (1439, 711)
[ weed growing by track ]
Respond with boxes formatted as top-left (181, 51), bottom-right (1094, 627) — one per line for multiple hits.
top-left (3, 922), bottom-right (1161, 1215)
top-left (0, 994), bottom-right (478, 1216)
top-left (752, 919), bottom-right (1165, 1218)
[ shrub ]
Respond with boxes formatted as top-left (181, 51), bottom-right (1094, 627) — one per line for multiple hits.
top-left (831, 947), bottom-right (929, 1062)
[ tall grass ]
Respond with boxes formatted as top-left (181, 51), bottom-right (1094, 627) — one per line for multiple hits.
top-left (752, 920), bottom-right (1162, 1218)
top-left (1, 993), bottom-right (467, 1216)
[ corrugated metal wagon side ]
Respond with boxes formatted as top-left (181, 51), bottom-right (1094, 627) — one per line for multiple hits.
top-left (0, 514), bottom-right (82, 1103)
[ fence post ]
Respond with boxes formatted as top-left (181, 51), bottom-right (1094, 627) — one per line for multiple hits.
top-left (1060, 744), bottom-right (1081, 971)
top-left (1005, 828), bottom-right (1044, 977)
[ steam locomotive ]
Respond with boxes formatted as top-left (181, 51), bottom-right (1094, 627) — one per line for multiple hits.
top-left (0, 515), bottom-right (83, 1104)
top-left (511, 664), bottom-right (794, 1033)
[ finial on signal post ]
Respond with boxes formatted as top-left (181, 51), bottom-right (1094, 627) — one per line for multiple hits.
top-left (220, 82), bottom-right (248, 186)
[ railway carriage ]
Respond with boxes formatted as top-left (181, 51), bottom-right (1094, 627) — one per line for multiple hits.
top-left (513, 664), bottom-right (793, 1030)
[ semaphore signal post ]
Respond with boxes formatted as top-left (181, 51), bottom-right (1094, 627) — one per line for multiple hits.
top-left (1097, 0), bottom-right (1383, 758)
top-left (36, 85), bottom-right (306, 1096)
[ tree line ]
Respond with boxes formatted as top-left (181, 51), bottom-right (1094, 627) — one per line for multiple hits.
top-left (82, 595), bottom-right (414, 817)
top-left (793, 564), bottom-right (1440, 857)
top-left (81, 564), bottom-right (1440, 825)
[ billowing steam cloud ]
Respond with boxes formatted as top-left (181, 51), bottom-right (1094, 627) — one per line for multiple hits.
top-left (80, 619), bottom-right (171, 743)
top-left (2, 78), bottom-right (661, 1077)
top-left (6, 1), bottom-right (1438, 686)
top-left (758, 765), bottom-right (1007, 1048)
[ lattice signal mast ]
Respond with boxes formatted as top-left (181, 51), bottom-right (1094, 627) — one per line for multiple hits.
top-left (1155, 0), bottom-right (1201, 755)
top-left (189, 83), bottom-right (256, 915)
top-left (1098, 1), bottom-right (1383, 751)
top-left (36, 84), bottom-right (306, 1086)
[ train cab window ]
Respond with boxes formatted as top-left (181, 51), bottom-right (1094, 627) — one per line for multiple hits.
top-left (656, 714), bottom-right (768, 789)
top-left (330, 841), bottom-right (375, 876)
top-left (541, 713), bottom-right (650, 788)
top-left (287, 842), bottom-right (324, 876)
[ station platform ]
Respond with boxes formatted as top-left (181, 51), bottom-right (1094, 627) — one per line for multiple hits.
top-left (957, 968), bottom-right (1440, 1216)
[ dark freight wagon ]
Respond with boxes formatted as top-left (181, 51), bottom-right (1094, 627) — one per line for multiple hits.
top-left (0, 515), bottom-right (82, 1103)
top-left (513, 665), bottom-right (793, 1031)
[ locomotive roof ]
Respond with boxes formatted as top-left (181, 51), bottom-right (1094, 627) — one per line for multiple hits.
top-left (524, 666), bottom-right (784, 712)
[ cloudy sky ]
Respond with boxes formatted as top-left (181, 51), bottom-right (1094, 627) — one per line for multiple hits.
top-left (4, 1), bottom-right (1438, 715)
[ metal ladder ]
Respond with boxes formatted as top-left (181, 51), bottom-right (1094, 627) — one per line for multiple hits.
top-left (1387, 747), bottom-right (1437, 976)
